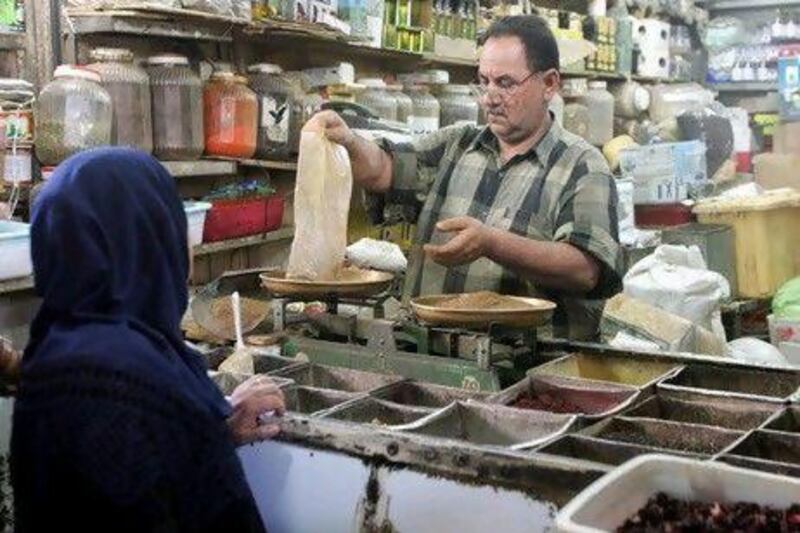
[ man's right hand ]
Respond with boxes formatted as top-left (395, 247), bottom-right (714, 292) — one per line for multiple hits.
top-left (305, 110), bottom-right (356, 150)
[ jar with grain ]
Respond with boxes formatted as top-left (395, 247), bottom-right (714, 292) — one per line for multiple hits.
top-left (247, 63), bottom-right (296, 160)
top-left (356, 78), bottom-right (398, 121)
top-left (203, 72), bottom-right (258, 159)
top-left (437, 84), bottom-right (479, 127)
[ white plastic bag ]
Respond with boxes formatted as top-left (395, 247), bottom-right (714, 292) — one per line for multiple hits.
top-left (346, 238), bottom-right (407, 273)
top-left (287, 126), bottom-right (353, 281)
top-left (624, 244), bottom-right (730, 342)
top-left (728, 338), bottom-right (789, 367)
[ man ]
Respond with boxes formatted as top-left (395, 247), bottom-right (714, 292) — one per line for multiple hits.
top-left (309, 15), bottom-right (621, 340)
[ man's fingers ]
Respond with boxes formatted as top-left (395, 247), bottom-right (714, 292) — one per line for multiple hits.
top-left (243, 393), bottom-right (286, 417)
top-left (435, 216), bottom-right (471, 233)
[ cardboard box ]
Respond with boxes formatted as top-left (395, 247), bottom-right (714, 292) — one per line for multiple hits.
top-left (753, 153), bottom-right (800, 190)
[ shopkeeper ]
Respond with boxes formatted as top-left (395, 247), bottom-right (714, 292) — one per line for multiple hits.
top-left (309, 14), bottom-right (622, 340)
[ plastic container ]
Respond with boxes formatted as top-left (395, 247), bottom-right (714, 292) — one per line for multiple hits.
top-left (694, 190), bottom-right (800, 298)
top-left (203, 73), bottom-right (258, 159)
top-left (404, 84), bottom-right (440, 137)
top-left (0, 220), bottom-right (32, 281)
top-left (146, 55), bottom-right (204, 161)
top-left (648, 83), bottom-right (714, 124)
top-left (34, 65), bottom-right (112, 166)
top-left (2, 142), bottom-right (32, 183)
top-left (549, 91), bottom-right (564, 125)
top-left (770, 315), bottom-right (800, 346)
top-left (580, 81), bottom-right (614, 147)
top-left (634, 204), bottom-right (694, 228)
top-left (202, 195), bottom-right (284, 242)
top-left (88, 47), bottom-right (153, 153)
top-left (437, 84), bottom-right (479, 127)
top-left (356, 78), bottom-right (397, 121)
top-left (247, 63), bottom-right (296, 160)
top-left (562, 78), bottom-right (589, 140)
top-left (387, 84), bottom-right (413, 124)
top-left (184, 201), bottom-right (212, 247)
top-left (610, 80), bottom-right (650, 119)
top-left (555, 454), bottom-right (800, 533)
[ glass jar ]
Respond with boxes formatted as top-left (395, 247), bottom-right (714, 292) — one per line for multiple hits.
top-left (285, 72), bottom-right (323, 156)
top-left (437, 84), bottom-right (479, 127)
top-left (387, 84), bottom-right (413, 125)
top-left (404, 84), bottom-right (440, 137)
top-left (356, 78), bottom-right (398, 121)
top-left (88, 47), bottom-right (153, 154)
top-left (247, 63), bottom-right (296, 160)
top-left (580, 80), bottom-right (614, 147)
top-left (549, 91), bottom-right (564, 125)
top-left (35, 65), bottom-right (112, 166)
top-left (146, 55), bottom-right (204, 161)
top-left (610, 80), bottom-right (650, 119)
top-left (203, 72), bottom-right (258, 159)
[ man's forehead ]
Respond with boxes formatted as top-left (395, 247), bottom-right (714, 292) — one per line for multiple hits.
top-left (478, 35), bottom-right (528, 75)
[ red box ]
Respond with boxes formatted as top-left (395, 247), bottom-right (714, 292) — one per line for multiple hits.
top-left (202, 195), bottom-right (285, 242)
top-left (634, 203), bottom-right (695, 228)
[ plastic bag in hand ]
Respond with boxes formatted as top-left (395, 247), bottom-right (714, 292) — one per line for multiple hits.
top-left (287, 126), bottom-right (353, 281)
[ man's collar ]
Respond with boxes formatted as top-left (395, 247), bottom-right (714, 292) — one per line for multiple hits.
top-left (468, 111), bottom-right (561, 165)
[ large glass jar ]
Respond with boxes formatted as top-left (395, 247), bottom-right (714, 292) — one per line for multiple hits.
top-left (285, 72), bottom-right (323, 156)
top-left (35, 65), bottom-right (112, 166)
top-left (88, 48), bottom-right (153, 154)
top-left (356, 79), bottom-right (398, 121)
top-left (437, 84), bottom-right (479, 127)
top-left (146, 55), bottom-right (204, 161)
top-left (610, 80), bottom-right (650, 119)
top-left (404, 84), bottom-right (440, 137)
top-left (387, 84), bottom-right (413, 125)
top-left (580, 81), bottom-right (614, 147)
top-left (549, 91), bottom-right (564, 125)
top-left (247, 63), bottom-right (296, 160)
top-left (203, 72), bottom-right (258, 159)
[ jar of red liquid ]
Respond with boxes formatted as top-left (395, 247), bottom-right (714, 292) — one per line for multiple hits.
top-left (203, 72), bottom-right (258, 158)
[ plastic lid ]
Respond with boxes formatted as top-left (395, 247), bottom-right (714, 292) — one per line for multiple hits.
top-left (53, 65), bottom-right (102, 83)
top-left (247, 63), bottom-right (283, 74)
top-left (443, 84), bottom-right (473, 94)
top-left (588, 80), bottom-right (608, 90)
top-left (90, 47), bottom-right (134, 62)
top-left (357, 78), bottom-right (386, 88)
top-left (146, 54), bottom-right (189, 66)
top-left (562, 78), bottom-right (588, 98)
top-left (424, 69), bottom-right (450, 84)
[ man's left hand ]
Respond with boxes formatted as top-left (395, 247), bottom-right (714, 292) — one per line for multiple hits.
top-left (424, 216), bottom-right (493, 267)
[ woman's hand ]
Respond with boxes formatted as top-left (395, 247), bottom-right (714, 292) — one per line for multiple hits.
top-left (227, 375), bottom-right (286, 445)
top-left (0, 337), bottom-right (20, 382)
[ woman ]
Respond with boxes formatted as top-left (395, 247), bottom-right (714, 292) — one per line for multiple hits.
top-left (11, 148), bottom-right (283, 532)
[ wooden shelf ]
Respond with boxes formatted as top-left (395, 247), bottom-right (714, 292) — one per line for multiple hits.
top-left (193, 226), bottom-right (294, 256)
top-left (0, 32), bottom-right (25, 50)
top-left (208, 157), bottom-right (298, 171)
top-left (711, 82), bottom-right (777, 93)
top-left (161, 160), bottom-right (237, 178)
top-left (0, 276), bottom-right (34, 296)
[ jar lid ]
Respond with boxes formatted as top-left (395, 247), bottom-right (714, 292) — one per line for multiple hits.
top-left (53, 65), bottom-right (102, 83)
top-left (443, 84), bottom-right (473, 94)
top-left (386, 84), bottom-right (404, 91)
top-left (146, 54), bottom-right (189, 66)
top-left (357, 78), bottom-right (386, 88)
top-left (90, 48), bottom-right (134, 62)
top-left (633, 86), bottom-right (651, 112)
top-left (588, 80), bottom-right (608, 90)
top-left (247, 63), bottom-right (283, 74)
top-left (423, 69), bottom-right (450, 84)
top-left (562, 78), bottom-right (588, 98)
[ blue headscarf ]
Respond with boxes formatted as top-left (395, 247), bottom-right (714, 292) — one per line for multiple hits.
top-left (11, 148), bottom-right (265, 533)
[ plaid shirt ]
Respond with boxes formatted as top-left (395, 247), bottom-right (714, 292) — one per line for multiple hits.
top-left (373, 118), bottom-right (622, 340)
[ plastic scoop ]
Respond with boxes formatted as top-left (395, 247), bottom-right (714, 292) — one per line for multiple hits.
top-left (218, 292), bottom-right (255, 375)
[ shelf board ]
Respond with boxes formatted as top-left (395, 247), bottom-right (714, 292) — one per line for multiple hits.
top-left (708, 0), bottom-right (800, 10)
top-left (0, 32), bottom-right (25, 50)
top-left (711, 82), bottom-right (777, 93)
top-left (62, 8), bottom-right (239, 41)
top-left (161, 160), bottom-right (237, 177)
top-left (0, 276), bottom-right (34, 296)
top-left (208, 157), bottom-right (298, 171)
top-left (193, 226), bottom-right (294, 256)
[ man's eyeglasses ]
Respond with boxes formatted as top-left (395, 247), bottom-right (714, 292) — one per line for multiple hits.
top-left (473, 71), bottom-right (541, 99)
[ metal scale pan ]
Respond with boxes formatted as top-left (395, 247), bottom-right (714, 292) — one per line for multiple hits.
top-left (260, 268), bottom-right (395, 299)
top-left (410, 293), bottom-right (556, 329)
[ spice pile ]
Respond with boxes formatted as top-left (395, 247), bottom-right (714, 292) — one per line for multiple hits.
top-left (512, 393), bottom-right (584, 414)
top-left (438, 291), bottom-right (533, 311)
top-left (208, 296), bottom-right (268, 338)
top-left (618, 493), bottom-right (800, 532)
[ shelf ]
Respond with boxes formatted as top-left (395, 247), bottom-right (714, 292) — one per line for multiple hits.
top-left (161, 160), bottom-right (237, 177)
top-left (208, 157), bottom-right (298, 171)
top-left (0, 32), bottom-right (24, 50)
top-left (0, 276), bottom-right (34, 296)
top-left (711, 82), bottom-right (777, 93)
top-left (707, 0), bottom-right (800, 10)
top-left (562, 70), bottom-right (691, 84)
top-left (193, 226), bottom-right (294, 256)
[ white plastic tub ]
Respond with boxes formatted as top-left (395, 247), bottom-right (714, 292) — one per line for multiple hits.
top-left (556, 454), bottom-right (800, 533)
top-left (0, 220), bottom-right (32, 281)
top-left (184, 201), bottom-right (211, 247)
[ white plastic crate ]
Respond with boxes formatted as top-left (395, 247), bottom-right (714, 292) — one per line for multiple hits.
top-left (556, 454), bottom-right (800, 533)
top-left (184, 201), bottom-right (212, 247)
top-left (0, 220), bottom-right (32, 281)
